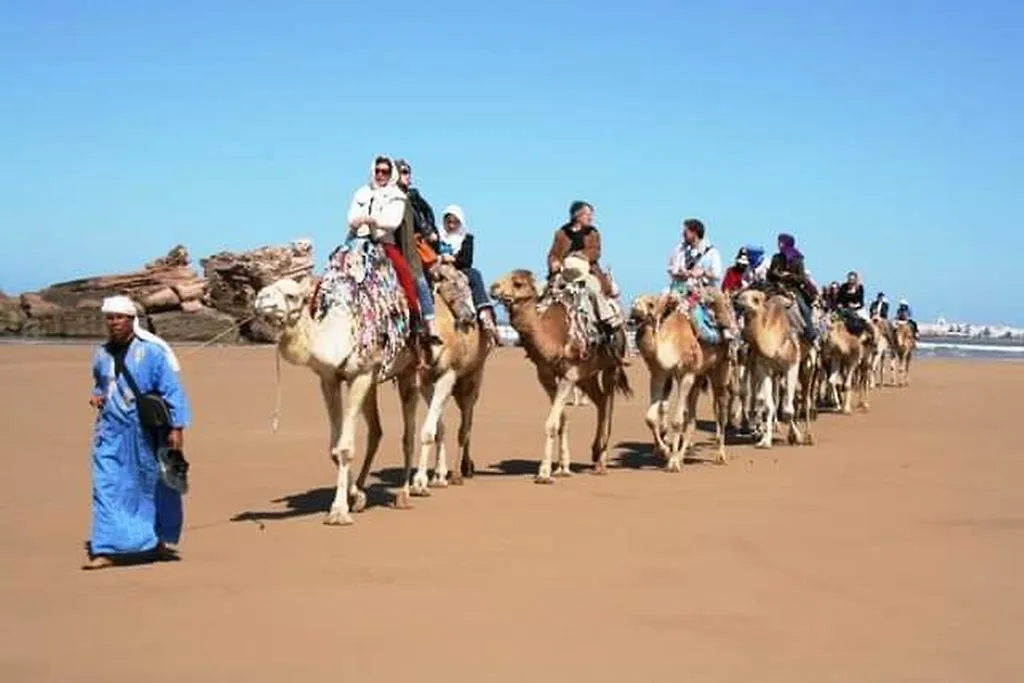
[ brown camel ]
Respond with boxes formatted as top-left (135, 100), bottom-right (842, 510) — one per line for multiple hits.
top-left (629, 293), bottom-right (732, 471)
top-left (892, 320), bottom-right (916, 386)
top-left (489, 269), bottom-right (632, 482)
top-left (733, 289), bottom-right (817, 448)
top-left (408, 269), bottom-right (494, 493)
top-left (869, 316), bottom-right (895, 388)
top-left (820, 313), bottom-right (873, 414)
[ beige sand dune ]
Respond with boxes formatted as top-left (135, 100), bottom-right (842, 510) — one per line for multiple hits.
top-left (0, 345), bottom-right (1020, 682)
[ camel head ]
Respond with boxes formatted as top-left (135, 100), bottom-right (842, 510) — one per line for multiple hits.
top-left (254, 277), bottom-right (313, 329)
top-left (734, 288), bottom-right (767, 314)
top-left (629, 294), bottom-right (659, 326)
top-left (489, 269), bottom-right (540, 308)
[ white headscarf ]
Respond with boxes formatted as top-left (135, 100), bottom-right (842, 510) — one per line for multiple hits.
top-left (101, 295), bottom-right (181, 372)
top-left (440, 204), bottom-right (469, 255)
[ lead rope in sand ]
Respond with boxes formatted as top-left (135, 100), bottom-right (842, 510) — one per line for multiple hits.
top-left (271, 348), bottom-right (282, 434)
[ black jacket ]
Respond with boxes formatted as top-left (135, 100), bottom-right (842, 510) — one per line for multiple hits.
top-left (836, 284), bottom-right (864, 310)
top-left (406, 188), bottom-right (437, 239)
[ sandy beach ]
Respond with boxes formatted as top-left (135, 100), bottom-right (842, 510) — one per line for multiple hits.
top-left (0, 344), bottom-right (1020, 682)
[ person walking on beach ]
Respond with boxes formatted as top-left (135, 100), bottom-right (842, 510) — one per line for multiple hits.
top-left (83, 295), bottom-right (192, 570)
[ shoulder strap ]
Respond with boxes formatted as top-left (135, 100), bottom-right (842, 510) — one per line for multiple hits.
top-left (111, 342), bottom-right (144, 402)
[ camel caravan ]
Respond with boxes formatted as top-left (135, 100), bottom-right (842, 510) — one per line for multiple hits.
top-left (251, 155), bottom-right (920, 526)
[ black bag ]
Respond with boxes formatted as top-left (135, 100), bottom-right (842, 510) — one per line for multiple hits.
top-left (118, 365), bottom-right (173, 430)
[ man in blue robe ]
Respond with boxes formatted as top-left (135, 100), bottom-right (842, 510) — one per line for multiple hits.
top-left (83, 295), bottom-right (192, 570)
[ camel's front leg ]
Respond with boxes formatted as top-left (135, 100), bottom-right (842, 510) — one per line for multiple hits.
top-left (781, 361), bottom-right (805, 446)
top-left (710, 369), bottom-right (731, 465)
top-left (320, 376), bottom-right (343, 466)
top-left (349, 382), bottom-right (382, 514)
top-left (644, 369), bottom-right (672, 458)
top-left (412, 370), bottom-right (457, 496)
top-left (325, 373), bottom-right (375, 526)
top-left (753, 361), bottom-right (776, 449)
top-left (589, 371), bottom-right (616, 475)
top-left (538, 377), bottom-right (576, 484)
top-left (665, 373), bottom-right (696, 471)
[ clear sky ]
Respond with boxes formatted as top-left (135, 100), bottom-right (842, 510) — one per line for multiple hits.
top-left (1, 0), bottom-right (1021, 323)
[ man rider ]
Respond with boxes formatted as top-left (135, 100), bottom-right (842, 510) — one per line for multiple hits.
top-left (546, 200), bottom-right (626, 359)
top-left (895, 299), bottom-right (919, 339)
top-left (869, 292), bottom-right (890, 319)
top-left (765, 233), bottom-right (818, 342)
top-left (667, 218), bottom-right (739, 341)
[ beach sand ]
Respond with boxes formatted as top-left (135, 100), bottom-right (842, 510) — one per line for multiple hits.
top-left (0, 345), bottom-right (1020, 682)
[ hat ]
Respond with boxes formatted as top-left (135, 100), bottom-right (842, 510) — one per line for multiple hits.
top-left (101, 295), bottom-right (138, 316)
top-left (394, 158), bottom-right (411, 172)
top-left (157, 446), bottom-right (190, 494)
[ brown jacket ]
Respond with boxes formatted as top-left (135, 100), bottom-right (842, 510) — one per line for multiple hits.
top-left (546, 224), bottom-right (613, 296)
top-left (397, 202), bottom-right (423, 278)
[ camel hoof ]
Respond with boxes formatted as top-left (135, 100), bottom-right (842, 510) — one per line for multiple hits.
top-left (324, 509), bottom-right (354, 526)
top-left (590, 464), bottom-right (608, 476)
top-left (804, 433), bottom-right (815, 446)
top-left (787, 431), bottom-right (800, 446)
top-left (449, 475), bottom-right (464, 486)
top-left (393, 490), bottom-right (412, 510)
top-left (349, 490), bottom-right (367, 513)
top-left (552, 468), bottom-right (573, 478)
top-left (461, 459), bottom-right (476, 478)
top-left (754, 440), bottom-right (772, 450)
top-left (410, 484), bottom-right (431, 497)
top-left (429, 476), bottom-right (449, 489)
top-left (534, 475), bottom-right (555, 485)
top-left (715, 455), bottom-right (728, 466)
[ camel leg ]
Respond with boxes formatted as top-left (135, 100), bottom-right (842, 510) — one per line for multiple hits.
top-left (782, 362), bottom-right (805, 446)
top-left (413, 370), bottom-right (457, 496)
top-left (665, 373), bottom-right (696, 471)
top-left (711, 370), bottom-right (730, 465)
top-left (394, 373), bottom-right (419, 510)
top-left (449, 372), bottom-right (482, 486)
top-left (644, 369), bottom-right (672, 459)
top-left (753, 361), bottom-right (775, 449)
top-left (349, 382), bottom-right (382, 513)
top-left (325, 372), bottom-right (375, 526)
top-left (431, 420), bottom-right (449, 488)
top-left (320, 375), bottom-right (343, 467)
top-left (538, 377), bottom-right (576, 484)
top-left (553, 410), bottom-right (574, 477)
top-left (584, 373), bottom-right (612, 475)
top-left (799, 358), bottom-right (816, 446)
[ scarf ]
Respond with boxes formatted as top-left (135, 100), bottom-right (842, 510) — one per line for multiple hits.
top-left (777, 233), bottom-right (803, 265)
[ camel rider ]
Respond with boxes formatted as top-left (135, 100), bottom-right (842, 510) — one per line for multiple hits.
top-left (437, 204), bottom-right (500, 343)
top-left (546, 200), bottom-right (626, 358)
top-left (895, 299), bottom-right (919, 339)
top-left (721, 248), bottom-right (750, 295)
top-left (834, 270), bottom-right (875, 340)
top-left (869, 292), bottom-right (890, 319)
top-left (766, 233), bottom-right (818, 342)
top-left (667, 218), bottom-right (739, 341)
top-left (346, 155), bottom-right (440, 346)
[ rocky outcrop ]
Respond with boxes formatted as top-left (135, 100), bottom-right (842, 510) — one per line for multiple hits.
top-left (2, 239), bottom-right (315, 343)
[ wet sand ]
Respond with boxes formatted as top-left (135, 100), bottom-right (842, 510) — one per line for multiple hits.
top-left (0, 345), bottom-right (1020, 682)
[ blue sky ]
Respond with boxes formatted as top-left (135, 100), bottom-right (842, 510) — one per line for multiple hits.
top-left (1, 0), bottom-right (1021, 323)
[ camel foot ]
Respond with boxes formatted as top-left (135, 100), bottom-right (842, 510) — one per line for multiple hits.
top-left (429, 474), bottom-right (449, 488)
top-left (803, 433), bottom-right (815, 446)
top-left (324, 508), bottom-right (354, 526)
top-left (590, 462), bottom-right (608, 476)
top-left (534, 474), bottom-right (555, 485)
top-left (461, 459), bottom-right (476, 478)
top-left (449, 474), bottom-right (464, 486)
top-left (409, 483), bottom-right (431, 497)
top-left (552, 466), bottom-right (573, 478)
top-left (349, 489), bottom-right (367, 514)
top-left (714, 453), bottom-right (728, 466)
top-left (664, 457), bottom-right (683, 472)
top-left (754, 439), bottom-right (773, 450)
top-left (393, 490), bottom-right (412, 510)
top-left (787, 430), bottom-right (800, 446)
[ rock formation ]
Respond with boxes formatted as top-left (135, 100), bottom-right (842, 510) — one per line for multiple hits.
top-left (1, 239), bottom-right (315, 343)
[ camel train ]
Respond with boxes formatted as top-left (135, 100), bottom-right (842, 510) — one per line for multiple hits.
top-left (252, 236), bottom-right (913, 526)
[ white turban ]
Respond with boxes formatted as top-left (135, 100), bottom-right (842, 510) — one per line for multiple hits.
top-left (100, 295), bottom-right (181, 372)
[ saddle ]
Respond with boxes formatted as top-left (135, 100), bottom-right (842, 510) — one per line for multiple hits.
top-left (430, 263), bottom-right (477, 329)
top-left (541, 273), bottom-right (620, 360)
top-left (660, 288), bottom-right (722, 346)
top-left (315, 238), bottom-right (411, 373)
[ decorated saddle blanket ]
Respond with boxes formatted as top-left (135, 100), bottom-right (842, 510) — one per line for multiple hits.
top-left (316, 238), bottom-right (410, 372)
top-left (431, 263), bottom-right (477, 328)
top-left (666, 282), bottom-right (721, 345)
top-left (540, 275), bottom-right (613, 358)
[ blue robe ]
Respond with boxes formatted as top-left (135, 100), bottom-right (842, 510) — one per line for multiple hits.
top-left (89, 337), bottom-right (192, 556)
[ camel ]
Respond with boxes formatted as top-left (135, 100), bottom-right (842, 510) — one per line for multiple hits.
top-left (408, 269), bottom-right (494, 493)
top-left (869, 316), bottom-right (895, 388)
top-left (629, 293), bottom-right (731, 471)
top-left (892, 320), bottom-right (916, 386)
top-left (733, 288), bottom-right (818, 448)
top-left (252, 255), bottom-right (492, 524)
top-left (489, 269), bottom-right (632, 483)
top-left (820, 313), bottom-right (873, 414)
top-left (253, 274), bottom-right (418, 526)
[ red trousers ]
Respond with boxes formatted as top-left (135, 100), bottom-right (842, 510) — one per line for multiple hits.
top-left (382, 243), bottom-right (421, 317)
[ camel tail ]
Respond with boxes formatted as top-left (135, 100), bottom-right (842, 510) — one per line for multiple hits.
top-left (614, 362), bottom-right (633, 399)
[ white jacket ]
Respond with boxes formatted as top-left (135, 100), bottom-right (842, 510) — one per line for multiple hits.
top-left (346, 155), bottom-right (408, 244)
